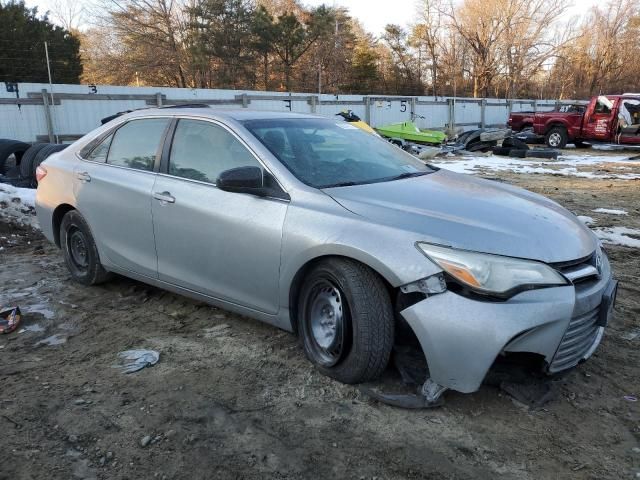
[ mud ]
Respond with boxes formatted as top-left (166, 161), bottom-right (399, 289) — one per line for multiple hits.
top-left (1, 171), bottom-right (639, 479)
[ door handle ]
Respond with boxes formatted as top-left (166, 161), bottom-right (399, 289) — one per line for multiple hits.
top-left (76, 171), bottom-right (91, 182)
top-left (153, 191), bottom-right (175, 204)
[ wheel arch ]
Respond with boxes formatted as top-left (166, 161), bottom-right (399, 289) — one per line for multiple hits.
top-left (52, 203), bottom-right (76, 247)
top-left (544, 121), bottom-right (568, 134)
top-left (287, 254), bottom-right (396, 335)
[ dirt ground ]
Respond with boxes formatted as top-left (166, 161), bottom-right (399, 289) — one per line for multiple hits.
top-left (1, 165), bottom-right (639, 480)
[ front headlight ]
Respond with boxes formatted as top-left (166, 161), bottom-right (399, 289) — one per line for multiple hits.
top-left (417, 243), bottom-right (568, 297)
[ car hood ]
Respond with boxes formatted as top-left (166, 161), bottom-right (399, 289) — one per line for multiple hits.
top-left (324, 169), bottom-right (596, 264)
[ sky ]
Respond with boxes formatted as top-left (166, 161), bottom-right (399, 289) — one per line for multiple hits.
top-left (25, 0), bottom-right (602, 35)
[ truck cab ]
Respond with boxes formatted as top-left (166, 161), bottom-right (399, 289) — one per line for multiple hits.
top-left (510, 95), bottom-right (640, 148)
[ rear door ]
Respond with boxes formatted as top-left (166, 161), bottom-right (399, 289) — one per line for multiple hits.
top-left (74, 117), bottom-right (171, 277)
top-left (151, 118), bottom-right (288, 314)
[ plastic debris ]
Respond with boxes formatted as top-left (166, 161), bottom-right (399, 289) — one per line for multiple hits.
top-left (623, 395), bottom-right (638, 402)
top-left (0, 306), bottom-right (21, 334)
top-left (36, 334), bottom-right (67, 346)
top-left (116, 349), bottom-right (160, 374)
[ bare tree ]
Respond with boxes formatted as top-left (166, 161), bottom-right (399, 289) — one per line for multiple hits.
top-left (49, 0), bottom-right (86, 31)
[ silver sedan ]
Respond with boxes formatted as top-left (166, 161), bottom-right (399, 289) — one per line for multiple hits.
top-left (35, 108), bottom-right (617, 403)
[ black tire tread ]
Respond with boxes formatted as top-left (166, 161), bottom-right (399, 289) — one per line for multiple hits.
top-left (60, 210), bottom-right (111, 286)
top-left (0, 139), bottom-right (30, 175)
top-left (19, 143), bottom-right (48, 179)
top-left (545, 126), bottom-right (568, 149)
top-left (502, 137), bottom-right (530, 150)
top-left (300, 258), bottom-right (394, 384)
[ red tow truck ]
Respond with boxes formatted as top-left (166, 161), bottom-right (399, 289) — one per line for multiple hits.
top-left (507, 95), bottom-right (640, 148)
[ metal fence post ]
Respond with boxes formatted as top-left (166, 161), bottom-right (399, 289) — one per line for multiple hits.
top-left (533, 99), bottom-right (537, 112)
top-left (507, 99), bottom-right (513, 115)
top-left (241, 93), bottom-right (248, 108)
top-left (156, 92), bottom-right (163, 107)
top-left (41, 88), bottom-right (54, 143)
top-left (310, 95), bottom-right (317, 113)
top-left (447, 98), bottom-right (455, 129)
top-left (364, 96), bottom-right (371, 125)
top-left (410, 97), bottom-right (417, 119)
top-left (480, 99), bottom-right (486, 128)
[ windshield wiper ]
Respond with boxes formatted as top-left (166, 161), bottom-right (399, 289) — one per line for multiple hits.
top-left (321, 181), bottom-right (360, 188)
top-left (387, 171), bottom-right (430, 181)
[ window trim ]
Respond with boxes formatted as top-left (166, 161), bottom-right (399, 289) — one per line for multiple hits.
top-left (159, 116), bottom-right (289, 199)
top-left (78, 116), bottom-right (173, 174)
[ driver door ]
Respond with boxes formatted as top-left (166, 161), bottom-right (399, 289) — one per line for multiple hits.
top-left (583, 96), bottom-right (615, 141)
top-left (151, 118), bottom-right (288, 314)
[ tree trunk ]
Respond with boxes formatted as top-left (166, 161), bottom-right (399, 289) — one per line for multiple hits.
top-left (263, 53), bottom-right (269, 91)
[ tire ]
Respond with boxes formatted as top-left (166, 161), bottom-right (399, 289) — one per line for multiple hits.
top-left (492, 146), bottom-right (512, 156)
top-left (19, 143), bottom-right (48, 179)
top-left (502, 137), bottom-right (530, 150)
top-left (60, 210), bottom-right (111, 285)
top-left (545, 127), bottom-right (568, 149)
top-left (0, 139), bottom-right (30, 175)
top-left (467, 140), bottom-right (496, 152)
top-left (525, 149), bottom-right (559, 160)
top-left (297, 259), bottom-right (394, 384)
top-left (508, 149), bottom-right (527, 158)
top-left (28, 144), bottom-right (68, 187)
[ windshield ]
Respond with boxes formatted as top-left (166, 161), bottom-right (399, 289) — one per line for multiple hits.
top-left (242, 118), bottom-right (434, 188)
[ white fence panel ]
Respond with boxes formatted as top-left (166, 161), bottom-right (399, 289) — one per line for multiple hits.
top-left (0, 82), bottom-right (586, 142)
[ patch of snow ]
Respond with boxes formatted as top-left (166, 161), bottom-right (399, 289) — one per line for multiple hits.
top-left (0, 184), bottom-right (38, 228)
top-left (592, 208), bottom-right (628, 215)
top-left (592, 226), bottom-right (640, 248)
top-left (577, 216), bottom-right (596, 225)
top-left (432, 153), bottom-right (640, 180)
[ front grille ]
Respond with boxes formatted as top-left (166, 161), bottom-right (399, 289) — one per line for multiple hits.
top-left (549, 306), bottom-right (602, 373)
top-left (553, 252), bottom-right (599, 285)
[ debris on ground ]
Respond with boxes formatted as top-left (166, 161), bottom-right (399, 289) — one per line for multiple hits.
top-left (115, 349), bottom-right (160, 374)
top-left (0, 306), bottom-right (21, 334)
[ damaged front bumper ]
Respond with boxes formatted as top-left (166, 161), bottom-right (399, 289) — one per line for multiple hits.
top-left (400, 253), bottom-right (614, 394)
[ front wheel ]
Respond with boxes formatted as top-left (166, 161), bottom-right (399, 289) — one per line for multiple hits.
top-left (545, 127), bottom-right (568, 148)
top-left (298, 259), bottom-right (394, 384)
top-left (60, 210), bottom-right (111, 285)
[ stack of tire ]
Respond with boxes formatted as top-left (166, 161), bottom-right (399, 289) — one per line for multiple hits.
top-left (0, 139), bottom-right (68, 188)
top-left (492, 137), bottom-right (559, 160)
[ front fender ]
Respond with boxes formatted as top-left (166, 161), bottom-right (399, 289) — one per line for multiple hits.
top-left (278, 194), bottom-right (441, 321)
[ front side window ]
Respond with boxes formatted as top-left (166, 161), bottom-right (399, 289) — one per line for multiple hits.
top-left (169, 119), bottom-right (261, 184)
top-left (107, 118), bottom-right (169, 171)
top-left (243, 118), bottom-right (434, 188)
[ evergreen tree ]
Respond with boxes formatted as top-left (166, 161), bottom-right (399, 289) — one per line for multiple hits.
top-left (0, 0), bottom-right (82, 83)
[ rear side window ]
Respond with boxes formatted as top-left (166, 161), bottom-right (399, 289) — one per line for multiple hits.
top-left (86, 134), bottom-right (113, 163)
top-left (107, 118), bottom-right (169, 171)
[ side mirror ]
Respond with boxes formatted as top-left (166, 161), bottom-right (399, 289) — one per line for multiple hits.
top-left (217, 166), bottom-right (266, 196)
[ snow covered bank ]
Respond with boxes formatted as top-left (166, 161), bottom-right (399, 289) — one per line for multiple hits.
top-left (592, 227), bottom-right (640, 248)
top-left (432, 153), bottom-right (640, 180)
top-left (592, 208), bottom-right (628, 215)
top-left (0, 184), bottom-right (38, 228)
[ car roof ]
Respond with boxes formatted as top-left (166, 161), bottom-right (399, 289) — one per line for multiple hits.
top-left (125, 107), bottom-right (321, 122)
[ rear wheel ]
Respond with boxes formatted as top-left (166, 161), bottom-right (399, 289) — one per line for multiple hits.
top-left (60, 210), bottom-right (111, 285)
top-left (298, 259), bottom-right (394, 384)
top-left (545, 127), bottom-right (568, 148)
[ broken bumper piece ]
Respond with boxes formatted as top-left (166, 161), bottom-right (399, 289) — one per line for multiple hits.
top-left (400, 255), bottom-right (614, 395)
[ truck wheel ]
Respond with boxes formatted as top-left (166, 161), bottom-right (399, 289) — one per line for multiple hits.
top-left (297, 258), bottom-right (394, 384)
top-left (545, 127), bottom-right (568, 149)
